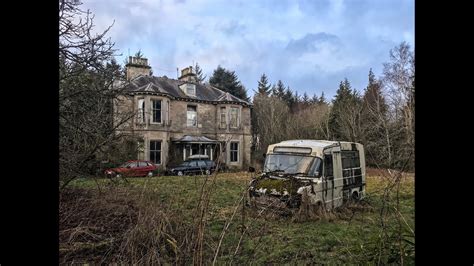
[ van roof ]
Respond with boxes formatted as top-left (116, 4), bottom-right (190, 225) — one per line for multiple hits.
top-left (267, 139), bottom-right (363, 157)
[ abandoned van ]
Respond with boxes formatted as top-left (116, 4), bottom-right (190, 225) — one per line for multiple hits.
top-left (248, 140), bottom-right (366, 212)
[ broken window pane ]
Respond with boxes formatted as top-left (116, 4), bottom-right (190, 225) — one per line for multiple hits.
top-left (138, 99), bottom-right (145, 123)
top-left (187, 105), bottom-right (197, 127)
top-left (229, 107), bottom-right (238, 128)
top-left (220, 107), bottom-right (226, 128)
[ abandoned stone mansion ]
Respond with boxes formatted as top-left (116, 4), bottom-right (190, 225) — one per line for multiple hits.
top-left (113, 56), bottom-right (252, 170)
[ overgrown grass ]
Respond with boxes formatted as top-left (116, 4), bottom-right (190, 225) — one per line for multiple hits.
top-left (63, 171), bottom-right (414, 264)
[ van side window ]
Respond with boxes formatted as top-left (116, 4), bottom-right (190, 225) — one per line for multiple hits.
top-left (324, 154), bottom-right (333, 179)
top-left (308, 158), bottom-right (322, 177)
top-left (341, 151), bottom-right (360, 169)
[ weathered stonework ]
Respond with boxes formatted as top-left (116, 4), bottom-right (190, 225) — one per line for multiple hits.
top-left (115, 57), bottom-right (252, 170)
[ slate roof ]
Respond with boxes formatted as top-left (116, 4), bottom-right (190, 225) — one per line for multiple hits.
top-left (121, 75), bottom-right (250, 106)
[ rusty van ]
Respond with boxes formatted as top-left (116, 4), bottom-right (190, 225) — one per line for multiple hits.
top-left (248, 140), bottom-right (366, 213)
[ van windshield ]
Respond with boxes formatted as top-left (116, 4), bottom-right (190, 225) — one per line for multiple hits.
top-left (263, 154), bottom-right (316, 175)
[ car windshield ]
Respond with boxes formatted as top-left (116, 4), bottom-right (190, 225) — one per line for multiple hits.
top-left (180, 161), bottom-right (190, 167)
top-left (120, 162), bottom-right (131, 168)
top-left (263, 154), bottom-right (316, 175)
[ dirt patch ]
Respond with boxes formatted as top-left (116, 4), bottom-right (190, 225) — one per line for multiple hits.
top-left (59, 187), bottom-right (139, 264)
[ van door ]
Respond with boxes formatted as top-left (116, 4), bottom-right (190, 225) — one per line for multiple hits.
top-left (323, 152), bottom-right (334, 209)
top-left (332, 150), bottom-right (344, 208)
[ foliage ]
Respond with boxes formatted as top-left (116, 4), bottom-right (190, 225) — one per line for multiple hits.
top-left (209, 65), bottom-right (249, 101)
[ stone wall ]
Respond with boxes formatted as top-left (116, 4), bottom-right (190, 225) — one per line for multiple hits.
top-left (116, 94), bottom-right (252, 169)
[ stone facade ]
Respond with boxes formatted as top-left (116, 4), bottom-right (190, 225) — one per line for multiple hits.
top-left (115, 57), bottom-right (252, 170)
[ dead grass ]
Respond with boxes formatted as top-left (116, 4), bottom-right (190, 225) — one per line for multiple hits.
top-left (61, 171), bottom-right (414, 264)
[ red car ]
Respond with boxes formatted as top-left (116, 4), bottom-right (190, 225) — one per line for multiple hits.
top-left (104, 160), bottom-right (158, 178)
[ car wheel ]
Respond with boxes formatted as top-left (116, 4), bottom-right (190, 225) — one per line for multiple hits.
top-left (147, 171), bottom-right (153, 177)
top-left (205, 169), bottom-right (211, 175)
top-left (351, 191), bottom-right (360, 202)
top-left (116, 173), bottom-right (122, 178)
top-left (177, 171), bottom-right (183, 176)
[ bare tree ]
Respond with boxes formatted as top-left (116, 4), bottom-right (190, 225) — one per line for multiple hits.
top-left (382, 42), bottom-right (415, 170)
top-left (59, 0), bottom-right (136, 188)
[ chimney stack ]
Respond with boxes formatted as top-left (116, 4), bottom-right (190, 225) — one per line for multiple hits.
top-left (178, 66), bottom-right (197, 82)
top-left (125, 56), bottom-right (152, 80)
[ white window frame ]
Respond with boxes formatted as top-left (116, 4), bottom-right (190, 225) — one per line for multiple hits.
top-left (229, 107), bottom-right (240, 129)
top-left (137, 98), bottom-right (146, 124)
top-left (150, 98), bottom-right (162, 124)
top-left (229, 141), bottom-right (239, 163)
top-left (187, 105), bottom-right (197, 127)
top-left (186, 84), bottom-right (196, 96)
top-left (219, 106), bottom-right (227, 129)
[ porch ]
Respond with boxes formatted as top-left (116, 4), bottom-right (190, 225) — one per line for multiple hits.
top-left (167, 135), bottom-right (223, 168)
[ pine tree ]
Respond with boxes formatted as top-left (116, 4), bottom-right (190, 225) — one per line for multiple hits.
top-left (194, 62), bottom-right (206, 83)
top-left (302, 92), bottom-right (310, 105)
top-left (329, 78), bottom-right (363, 141)
top-left (257, 73), bottom-right (271, 95)
top-left (209, 65), bottom-right (249, 101)
top-left (293, 90), bottom-right (300, 104)
top-left (318, 91), bottom-right (326, 104)
top-left (363, 69), bottom-right (387, 114)
top-left (311, 93), bottom-right (319, 104)
top-left (272, 80), bottom-right (286, 99)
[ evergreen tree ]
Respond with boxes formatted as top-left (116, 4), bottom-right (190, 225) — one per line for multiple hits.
top-left (257, 73), bottom-right (271, 95)
top-left (272, 80), bottom-right (286, 99)
top-left (293, 90), bottom-right (300, 104)
top-left (363, 69), bottom-right (387, 114)
top-left (361, 68), bottom-right (390, 167)
top-left (209, 65), bottom-right (249, 101)
top-left (282, 86), bottom-right (293, 105)
top-left (311, 93), bottom-right (319, 104)
top-left (194, 62), bottom-right (206, 83)
top-left (302, 92), bottom-right (310, 105)
top-left (329, 78), bottom-right (363, 141)
top-left (318, 91), bottom-right (326, 104)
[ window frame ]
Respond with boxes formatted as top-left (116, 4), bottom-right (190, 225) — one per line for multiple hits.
top-left (341, 151), bottom-right (361, 169)
top-left (151, 99), bottom-right (162, 124)
top-left (186, 84), bottom-right (196, 96)
top-left (219, 107), bottom-right (227, 129)
top-left (149, 140), bottom-right (162, 165)
top-left (137, 98), bottom-right (146, 124)
top-left (187, 105), bottom-right (198, 127)
top-left (323, 154), bottom-right (334, 180)
top-left (229, 107), bottom-right (239, 129)
top-left (229, 142), bottom-right (239, 163)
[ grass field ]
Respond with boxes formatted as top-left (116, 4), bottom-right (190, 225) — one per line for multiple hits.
top-left (62, 170), bottom-right (414, 264)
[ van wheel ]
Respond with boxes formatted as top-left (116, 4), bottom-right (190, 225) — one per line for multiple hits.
top-left (147, 171), bottom-right (153, 177)
top-left (177, 171), bottom-right (183, 176)
top-left (205, 169), bottom-right (211, 175)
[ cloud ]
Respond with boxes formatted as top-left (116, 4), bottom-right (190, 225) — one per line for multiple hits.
top-left (286, 32), bottom-right (342, 56)
top-left (80, 0), bottom-right (414, 99)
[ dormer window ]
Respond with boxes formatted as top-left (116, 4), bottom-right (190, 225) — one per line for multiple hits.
top-left (186, 83), bottom-right (196, 96)
top-left (179, 83), bottom-right (196, 96)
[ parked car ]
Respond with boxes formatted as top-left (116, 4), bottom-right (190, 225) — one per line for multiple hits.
top-left (104, 160), bottom-right (157, 178)
top-left (168, 155), bottom-right (216, 176)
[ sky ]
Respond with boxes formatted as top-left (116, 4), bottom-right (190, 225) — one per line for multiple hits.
top-left (81, 0), bottom-right (414, 100)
